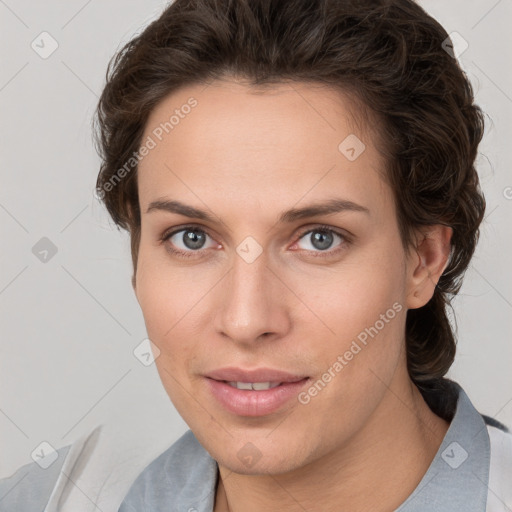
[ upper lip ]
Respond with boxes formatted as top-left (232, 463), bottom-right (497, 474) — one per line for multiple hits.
top-left (205, 367), bottom-right (309, 383)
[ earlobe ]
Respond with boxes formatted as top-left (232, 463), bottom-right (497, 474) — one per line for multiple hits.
top-left (406, 225), bottom-right (453, 309)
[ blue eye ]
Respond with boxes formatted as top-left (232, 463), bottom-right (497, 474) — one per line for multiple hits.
top-left (294, 226), bottom-right (347, 255)
top-left (162, 227), bottom-right (217, 258)
top-left (161, 224), bottom-right (350, 259)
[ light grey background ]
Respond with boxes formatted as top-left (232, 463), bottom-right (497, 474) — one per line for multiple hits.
top-left (1, 0), bottom-right (511, 479)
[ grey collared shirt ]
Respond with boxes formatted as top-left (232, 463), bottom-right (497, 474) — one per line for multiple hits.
top-left (0, 381), bottom-right (509, 511)
top-left (116, 382), bottom-right (504, 511)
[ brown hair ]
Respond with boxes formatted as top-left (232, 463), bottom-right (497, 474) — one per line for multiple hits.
top-left (94, 0), bottom-right (486, 415)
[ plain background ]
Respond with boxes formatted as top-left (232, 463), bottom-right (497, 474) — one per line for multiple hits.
top-left (1, 0), bottom-right (511, 478)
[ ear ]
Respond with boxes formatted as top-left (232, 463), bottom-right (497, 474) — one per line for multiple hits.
top-left (405, 225), bottom-right (453, 309)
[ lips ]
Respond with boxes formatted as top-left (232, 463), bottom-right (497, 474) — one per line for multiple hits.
top-left (204, 367), bottom-right (310, 416)
top-left (205, 367), bottom-right (308, 383)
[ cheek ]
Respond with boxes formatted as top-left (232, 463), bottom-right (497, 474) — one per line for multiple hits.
top-left (134, 248), bottom-right (208, 367)
top-left (319, 244), bottom-right (406, 339)
top-left (135, 260), bottom-right (184, 375)
top-left (306, 241), bottom-right (407, 393)
top-left (135, 243), bottom-right (188, 332)
top-left (135, 257), bottom-right (199, 408)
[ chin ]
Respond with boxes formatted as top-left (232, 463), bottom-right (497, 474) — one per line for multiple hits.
top-left (218, 451), bottom-right (305, 476)
top-left (200, 431), bottom-right (315, 476)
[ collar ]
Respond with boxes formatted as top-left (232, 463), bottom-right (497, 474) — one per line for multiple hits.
top-left (396, 381), bottom-right (490, 511)
top-left (119, 381), bottom-right (490, 511)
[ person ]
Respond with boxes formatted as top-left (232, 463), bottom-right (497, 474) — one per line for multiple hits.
top-left (1, 0), bottom-right (511, 511)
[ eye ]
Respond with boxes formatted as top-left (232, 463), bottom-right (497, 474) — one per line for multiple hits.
top-left (161, 226), bottom-right (218, 258)
top-left (160, 224), bottom-right (351, 260)
top-left (292, 225), bottom-right (349, 256)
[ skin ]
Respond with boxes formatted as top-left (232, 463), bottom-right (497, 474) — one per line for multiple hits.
top-left (133, 78), bottom-right (453, 511)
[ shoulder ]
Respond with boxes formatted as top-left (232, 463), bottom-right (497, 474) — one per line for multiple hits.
top-left (0, 444), bottom-right (71, 512)
top-left (0, 424), bottom-right (104, 512)
top-left (118, 429), bottom-right (218, 512)
top-left (486, 423), bottom-right (512, 512)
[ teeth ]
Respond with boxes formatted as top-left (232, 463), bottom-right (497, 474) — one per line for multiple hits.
top-left (233, 381), bottom-right (253, 390)
top-left (227, 381), bottom-right (281, 390)
top-left (252, 382), bottom-right (281, 390)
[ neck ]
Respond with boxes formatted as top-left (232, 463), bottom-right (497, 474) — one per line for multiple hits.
top-left (214, 377), bottom-right (450, 512)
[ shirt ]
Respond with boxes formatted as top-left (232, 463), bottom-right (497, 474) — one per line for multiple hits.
top-left (1, 380), bottom-right (511, 511)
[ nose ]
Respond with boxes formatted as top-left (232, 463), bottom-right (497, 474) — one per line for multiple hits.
top-left (214, 247), bottom-right (292, 347)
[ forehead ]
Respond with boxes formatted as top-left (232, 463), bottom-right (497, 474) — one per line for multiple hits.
top-left (137, 79), bottom-right (390, 219)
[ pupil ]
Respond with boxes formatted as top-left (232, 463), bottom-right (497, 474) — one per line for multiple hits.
top-left (312, 230), bottom-right (332, 250)
top-left (184, 230), bottom-right (205, 250)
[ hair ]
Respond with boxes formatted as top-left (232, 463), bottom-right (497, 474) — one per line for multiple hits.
top-left (94, 0), bottom-right (486, 418)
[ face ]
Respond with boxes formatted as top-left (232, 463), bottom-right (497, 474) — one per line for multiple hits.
top-left (134, 79), bottom-right (419, 475)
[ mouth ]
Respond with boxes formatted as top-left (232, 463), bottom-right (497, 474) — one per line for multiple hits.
top-left (205, 367), bottom-right (309, 383)
top-left (224, 381), bottom-right (283, 390)
top-left (204, 367), bottom-right (311, 416)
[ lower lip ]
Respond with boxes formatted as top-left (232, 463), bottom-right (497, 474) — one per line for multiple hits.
top-left (205, 377), bottom-right (310, 416)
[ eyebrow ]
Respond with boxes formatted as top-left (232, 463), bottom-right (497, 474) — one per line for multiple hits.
top-left (146, 198), bottom-right (370, 223)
